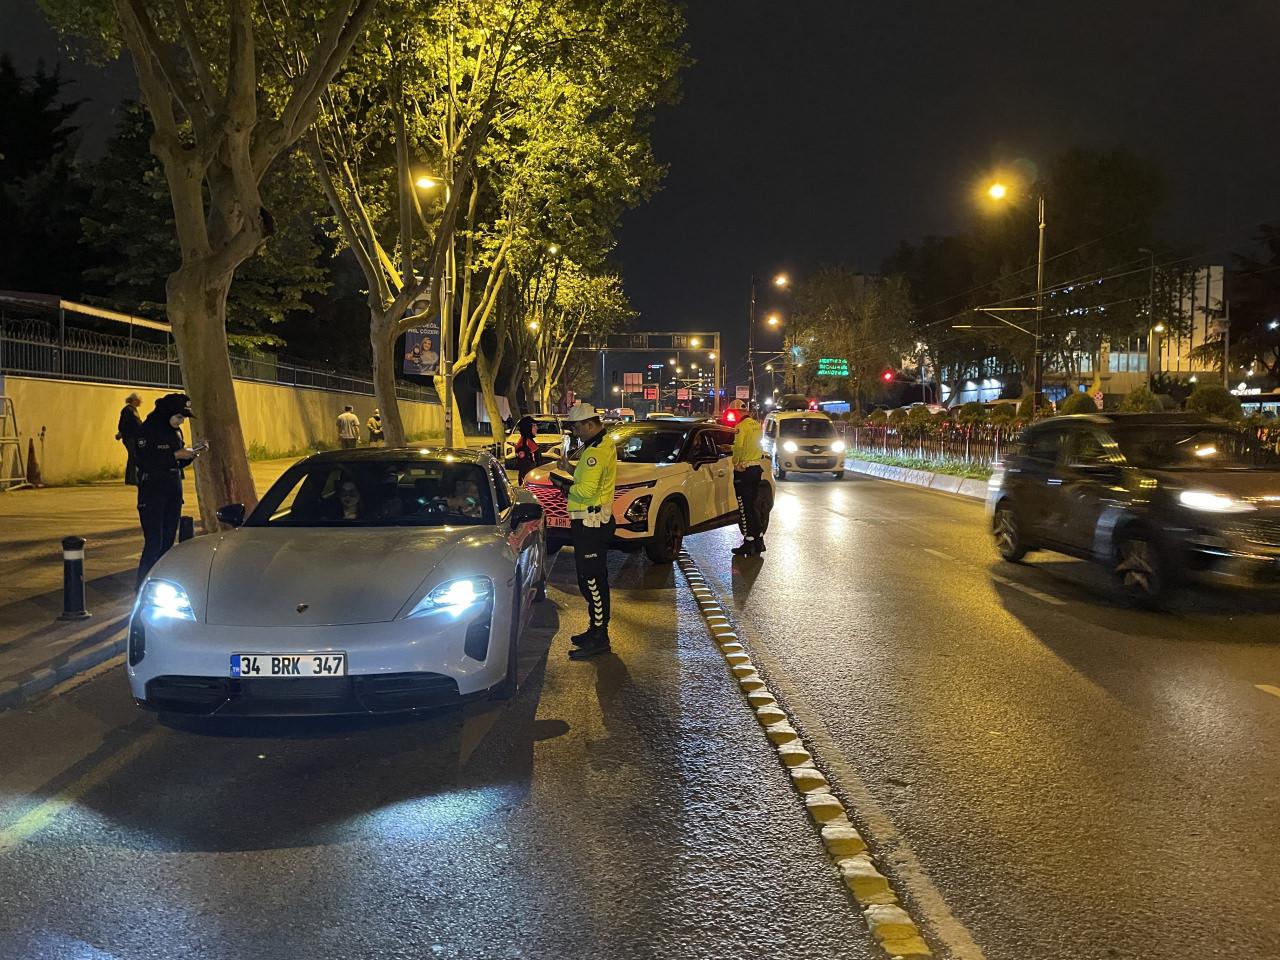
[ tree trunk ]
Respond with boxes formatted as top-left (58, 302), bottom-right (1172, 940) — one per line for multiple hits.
top-left (166, 268), bottom-right (256, 532)
top-left (370, 315), bottom-right (406, 447)
top-left (476, 345), bottom-right (506, 451)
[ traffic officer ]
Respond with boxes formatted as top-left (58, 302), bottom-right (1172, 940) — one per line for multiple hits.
top-left (553, 401), bottom-right (617, 659)
top-left (730, 400), bottom-right (766, 556)
top-left (134, 393), bottom-right (199, 589)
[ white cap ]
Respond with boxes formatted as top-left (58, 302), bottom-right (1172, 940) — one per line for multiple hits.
top-left (564, 401), bottom-right (599, 423)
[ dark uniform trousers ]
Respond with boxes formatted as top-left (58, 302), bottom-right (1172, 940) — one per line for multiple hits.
top-left (570, 517), bottom-right (615, 630)
top-left (734, 465), bottom-right (764, 539)
top-left (137, 478), bottom-right (182, 589)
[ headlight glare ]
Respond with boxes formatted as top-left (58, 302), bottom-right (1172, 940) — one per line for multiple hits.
top-left (783, 440), bottom-right (798, 453)
top-left (140, 579), bottom-right (195, 621)
top-left (1178, 490), bottom-right (1256, 514)
top-left (408, 576), bottom-right (493, 618)
top-left (831, 440), bottom-right (845, 453)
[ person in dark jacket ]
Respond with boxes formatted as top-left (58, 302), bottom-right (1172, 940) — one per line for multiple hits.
top-left (513, 416), bottom-right (540, 485)
top-left (116, 392), bottom-right (143, 485)
top-left (134, 393), bottom-right (199, 589)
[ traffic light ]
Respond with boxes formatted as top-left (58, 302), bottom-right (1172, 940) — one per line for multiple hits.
top-left (881, 369), bottom-right (895, 384)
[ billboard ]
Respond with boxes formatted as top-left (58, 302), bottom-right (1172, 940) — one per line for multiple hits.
top-left (403, 314), bottom-right (441, 376)
top-left (676, 387), bottom-right (690, 400)
top-left (735, 385), bottom-right (750, 400)
top-left (644, 386), bottom-right (658, 401)
top-left (816, 357), bottom-right (850, 377)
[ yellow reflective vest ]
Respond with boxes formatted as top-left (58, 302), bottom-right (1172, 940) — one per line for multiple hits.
top-left (567, 429), bottom-right (617, 514)
top-left (732, 416), bottom-right (764, 468)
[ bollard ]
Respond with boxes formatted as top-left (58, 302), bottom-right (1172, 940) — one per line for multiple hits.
top-left (178, 515), bottom-right (195, 542)
top-left (58, 535), bottom-right (91, 621)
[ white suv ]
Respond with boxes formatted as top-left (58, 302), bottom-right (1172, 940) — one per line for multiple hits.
top-left (762, 410), bottom-right (846, 480)
top-left (502, 415), bottom-right (567, 463)
top-left (523, 421), bottom-right (775, 563)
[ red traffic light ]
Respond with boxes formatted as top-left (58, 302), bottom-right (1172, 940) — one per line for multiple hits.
top-left (881, 369), bottom-right (894, 383)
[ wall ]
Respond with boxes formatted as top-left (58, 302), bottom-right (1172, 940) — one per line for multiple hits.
top-left (0, 375), bottom-right (442, 483)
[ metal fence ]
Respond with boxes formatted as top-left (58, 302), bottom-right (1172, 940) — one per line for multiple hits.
top-left (0, 317), bottom-right (436, 404)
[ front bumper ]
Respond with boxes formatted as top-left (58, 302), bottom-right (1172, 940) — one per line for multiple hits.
top-left (1183, 522), bottom-right (1280, 586)
top-left (776, 453), bottom-right (841, 472)
top-left (128, 599), bottom-right (507, 716)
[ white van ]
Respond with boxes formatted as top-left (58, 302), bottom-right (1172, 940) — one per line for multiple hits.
top-left (761, 410), bottom-right (845, 480)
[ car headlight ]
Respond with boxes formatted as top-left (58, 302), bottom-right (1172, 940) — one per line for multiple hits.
top-left (139, 579), bottom-right (195, 621)
top-left (1177, 490), bottom-right (1257, 514)
top-left (407, 576), bottom-right (493, 618)
top-left (783, 440), bottom-right (798, 453)
top-left (831, 440), bottom-right (845, 454)
top-left (624, 494), bottom-right (652, 523)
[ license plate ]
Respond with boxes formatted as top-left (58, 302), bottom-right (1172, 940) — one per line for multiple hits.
top-left (548, 515), bottom-right (571, 528)
top-left (231, 653), bottom-right (347, 678)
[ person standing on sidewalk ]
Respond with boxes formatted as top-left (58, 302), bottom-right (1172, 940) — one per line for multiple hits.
top-left (553, 402), bottom-right (617, 660)
top-left (512, 416), bottom-right (539, 485)
top-left (134, 393), bottom-right (199, 589)
top-left (730, 400), bottom-right (766, 557)
top-left (366, 408), bottom-right (384, 446)
top-left (116, 392), bottom-right (143, 485)
top-left (337, 405), bottom-right (360, 449)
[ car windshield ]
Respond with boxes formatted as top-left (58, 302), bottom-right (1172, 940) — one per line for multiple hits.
top-left (1110, 425), bottom-right (1278, 470)
top-left (249, 460), bottom-right (494, 526)
top-left (599, 426), bottom-right (688, 463)
top-left (534, 420), bottom-right (564, 436)
top-left (779, 418), bottom-right (836, 439)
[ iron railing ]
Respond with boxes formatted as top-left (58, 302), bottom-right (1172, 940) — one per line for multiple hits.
top-left (0, 318), bottom-right (436, 404)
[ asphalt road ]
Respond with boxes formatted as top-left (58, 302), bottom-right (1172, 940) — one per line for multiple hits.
top-left (685, 472), bottom-right (1280, 960)
top-left (0, 551), bottom-right (877, 960)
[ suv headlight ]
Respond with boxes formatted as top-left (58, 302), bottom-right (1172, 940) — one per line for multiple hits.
top-left (1178, 490), bottom-right (1256, 514)
top-left (139, 579), bottom-right (195, 621)
top-left (783, 440), bottom-right (798, 453)
top-left (407, 576), bottom-right (493, 618)
top-left (831, 440), bottom-right (845, 453)
top-left (624, 494), bottom-right (653, 523)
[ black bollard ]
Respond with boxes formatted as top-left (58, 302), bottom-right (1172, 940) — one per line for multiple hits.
top-left (58, 535), bottom-right (91, 621)
top-left (178, 515), bottom-right (195, 542)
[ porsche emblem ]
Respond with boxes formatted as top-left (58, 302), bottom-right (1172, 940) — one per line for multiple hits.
top-left (296, 603), bottom-right (309, 614)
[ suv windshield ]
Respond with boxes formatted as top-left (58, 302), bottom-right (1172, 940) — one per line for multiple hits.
top-left (249, 460), bottom-right (494, 527)
top-left (779, 417), bottom-right (836, 439)
top-left (604, 426), bottom-right (688, 463)
top-left (1111, 425), bottom-right (1278, 470)
top-left (534, 420), bottom-right (564, 436)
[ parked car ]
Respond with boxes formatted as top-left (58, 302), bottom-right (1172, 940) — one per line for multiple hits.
top-left (762, 409), bottom-right (845, 480)
top-left (502, 415), bottom-right (567, 463)
top-left (523, 420), bottom-right (775, 562)
top-left (646, 411), bottom-right (677, 421)
top-left (128, 448), bottom-right (546, 715)
top-left (987, 413), bottom-right (1280, 603)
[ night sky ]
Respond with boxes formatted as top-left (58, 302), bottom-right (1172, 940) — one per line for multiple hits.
top-left (5, 0), bottom-right (1280, 393)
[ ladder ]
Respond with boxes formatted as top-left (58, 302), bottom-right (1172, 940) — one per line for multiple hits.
top-left (0, 395), bottom-right (30, 491)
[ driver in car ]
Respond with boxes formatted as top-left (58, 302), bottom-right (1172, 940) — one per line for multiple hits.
top-left (447, 477), bottom-right (483, 519)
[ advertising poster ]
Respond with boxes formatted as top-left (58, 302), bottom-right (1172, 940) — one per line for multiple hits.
top-left (403, 314), bottom-right (441, 376)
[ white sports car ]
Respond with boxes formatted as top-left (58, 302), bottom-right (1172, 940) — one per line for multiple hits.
top-left (127, 448), bottom-right (546, 716)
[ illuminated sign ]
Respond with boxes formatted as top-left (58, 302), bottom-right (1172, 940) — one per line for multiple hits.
top-left (817, 358), bottom-right (850, 377)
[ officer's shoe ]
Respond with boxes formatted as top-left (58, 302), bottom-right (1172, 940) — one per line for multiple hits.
top-left (569, 627), bottom-right (596, 647)
top-left (568, 630), bottom-right (611, 660)
top-left (756, 536), bottom-right (767, 554)
top-left (731, 539), bottom-right (758, 557)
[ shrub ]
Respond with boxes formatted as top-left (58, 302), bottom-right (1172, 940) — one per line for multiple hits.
top-left (868, 409), bottom-right (888, 424)
top-left (990, 404), bottom-right (1018, 422)
top-left (888, 407), bottom-right (909, 425)
top-left (956, 401), bottom-right (986, 424)
top-left (1119, 385), bottom-right (1163, 413)
top-left (1185, 384), bottom-right (1242, 420)
top-left (1057, 391), bottom-right (1098, 415)
top-left (1017, 395), bottom-right (1038, 419)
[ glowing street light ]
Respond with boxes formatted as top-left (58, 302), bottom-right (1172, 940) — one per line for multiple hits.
top-left (691, 337), bottom-right (701, 347)
top-left (415, 176), bottom-right (439, 190)
top-left (527, 320), bottom-right (539, 331)
top-left (987, 182), bottom-right (1008, 200)
top-left (774, 273), bottom-right (790, 288)
top-left (668, 357), bottom-right (677, 365)
top-left (766, 313), bottom-right (781, 327)
top-left (547, 242), bottom-right (560, 255)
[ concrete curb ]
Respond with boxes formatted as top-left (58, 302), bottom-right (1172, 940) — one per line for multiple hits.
top-left (0, 616), bottom-right (128, 712)
top-left (676, 551), bottom-right (934, 958)
top-left (846, 458), bottom-right (989, 501)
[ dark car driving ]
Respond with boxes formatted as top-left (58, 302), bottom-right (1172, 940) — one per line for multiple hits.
top-left (986, 413), bottom-right (1280, 603)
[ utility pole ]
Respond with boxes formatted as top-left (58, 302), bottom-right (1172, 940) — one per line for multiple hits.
top-left (440, 156), bottom-right (456, 448)
top-left (1034, 193), bottom-right (1046, 413)
top-left (1223, 300), bottom-right (1232, 389)
top-left (748, 275), bottom-right (757, 406)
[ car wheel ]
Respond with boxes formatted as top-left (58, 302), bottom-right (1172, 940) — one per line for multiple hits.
top-left (491, 590), bottom-right (521, 700)
top-left (645, 501), bottom-right (686, 564)
top-left (993, 501), bottom-right (1027, 562)
top-left (1113, 528), bottom-right (1168, 606)
top-left (832, 471), bottom-right (844, 480)
top-left (533, 536), bottom-right (548, 602)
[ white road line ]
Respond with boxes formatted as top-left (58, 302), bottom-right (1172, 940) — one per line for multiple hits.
top-left (1255, 684), bottom-right (1280, 700)
top-left (989, 573), bottom-right (1067, 606)
top-left (922, 548), bottom-right (956, 562)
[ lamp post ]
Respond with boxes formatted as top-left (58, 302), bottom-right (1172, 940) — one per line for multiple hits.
top-left (415, 172), bottom-right (457, 446)
top-left (750, 273), bottom-right (789, 406)
top-left (987, 181), bottom-right (1046, 413)
top-left (1138, 247), bottom-right (1164, 386)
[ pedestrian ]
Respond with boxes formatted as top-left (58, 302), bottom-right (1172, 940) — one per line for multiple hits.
top-left (337, 404), bottom-right (360, 449)
top-left (552, 401), bottom-right (617, 659)
top-left (116, 391), bottom-right (143, 485)
top-left (513, 415), bottom-right (540, 485)
top-left (134, 393), bottom-right (200, 589)
top-left (730, 400), bottom-right (766, 556)
top-left (366, 408), bottom-right (384, 446)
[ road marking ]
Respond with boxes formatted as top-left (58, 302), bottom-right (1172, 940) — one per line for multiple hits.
top-left (922, 548), bottom-right (956, 562)
top-left (678, 551), bottom-right (987, 959)
top-left (1256, 684), bottom-right (1280, 700)
top-left (989, 573), bottom-right (1067, 606)
top-left (0, 728), bottom-right (157, 853)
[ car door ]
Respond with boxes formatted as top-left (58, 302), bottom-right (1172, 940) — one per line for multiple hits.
top-left (1016, 424), bottom-right (1070, 541)
top-left (761, 415), bottom-right (778, 460)
top-left (706, 428), bottom-right (737, 518)
top-left (683, 431), bottom-right (723, 526)
top-left (490, 462), bottom-right (537, 603)
top-left (1053, 426), bottom-right (1121, 556)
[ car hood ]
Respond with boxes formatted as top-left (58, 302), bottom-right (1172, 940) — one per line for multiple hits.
top-left (1152, 468), bottom-right (1280, 500)
top-left (204, 526), bottom-right (472, 626)
top-left (525, 460), bottom-right (687, 488)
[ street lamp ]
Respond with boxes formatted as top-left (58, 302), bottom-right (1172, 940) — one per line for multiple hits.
top-left (985, 177), bottom-right (1046, 413)
top-left (750, 272), bottom-right (789, 405)
top-left (1139, 247), bottom-right (1161, 385)
top-left (766, 312), bottom-right (781, 327)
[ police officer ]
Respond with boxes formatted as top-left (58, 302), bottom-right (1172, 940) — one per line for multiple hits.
top-left (730, 400), bottom-right (766, 556)
top-left (553, 401), bottom-right (617, 659)
top-left (134, 393), bottom-right (199, 589)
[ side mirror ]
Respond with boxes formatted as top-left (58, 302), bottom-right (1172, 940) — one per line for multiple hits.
top-left (216, 503), bottom-right (246, 527)
top-left (510, 502), bottom-right (543, 529)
